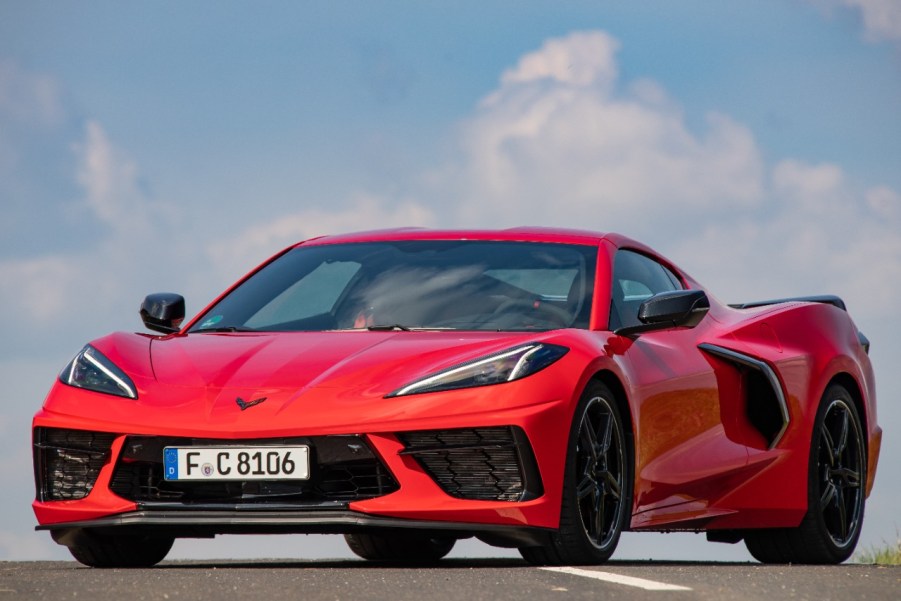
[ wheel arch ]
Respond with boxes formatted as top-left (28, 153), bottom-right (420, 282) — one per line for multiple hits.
top-left (824, 372), bottom-right (867, 448)
top-left (588, 370), bottom-right (633, 441)
top-left (824, 370), bottom-right (879, 501)
top-left (587, 369), bottom-right (636, 521)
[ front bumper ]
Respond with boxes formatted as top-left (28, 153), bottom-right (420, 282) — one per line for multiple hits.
top-left (39, 508), bottom-right (553, 548)
top-left (33, 404), bottom-right (569, 537)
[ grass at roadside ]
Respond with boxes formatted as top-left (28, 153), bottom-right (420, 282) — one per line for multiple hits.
top-left (854, 536), bottom-right (901, 565)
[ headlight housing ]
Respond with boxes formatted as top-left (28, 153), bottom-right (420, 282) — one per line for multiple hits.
top-left (60, 345), bottom-right (137, 399)
top-left (387, 343), bottom-right (568, 397)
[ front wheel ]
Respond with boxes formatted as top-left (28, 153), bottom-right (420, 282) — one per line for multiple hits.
top-left (520, 382), bottom-right (632, 565)
top-left (344, 532), bottom-right (455, 564)
top-left (745, 384), bottom-right (866, 564)
top-left (56, 530), bottom-right (174, 568)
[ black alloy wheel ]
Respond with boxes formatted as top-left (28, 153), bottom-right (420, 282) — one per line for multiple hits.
top-left (344, 532), bottom-right (455, 564)
top-left (745, 384), bottom-right (866, 564)
top-left (520, 381), bottom-right (631, 565)
top-left (817, 396), bottom-right (866, 547)
top-left (58, 529), bottom-right (174, 568)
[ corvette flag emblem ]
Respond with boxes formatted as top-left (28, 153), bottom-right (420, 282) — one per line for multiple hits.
top-left (236, 396), bottom-right (267, 411)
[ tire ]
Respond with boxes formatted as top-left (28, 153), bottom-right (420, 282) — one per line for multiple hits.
top-left (520, 381), bottom-right (631, 565)
top-left (62, 530), bottom-right (174, 568)
top-left (344, 532), bottom-right (455, 564)
top-left (745, 384), bottom-right (866, 564)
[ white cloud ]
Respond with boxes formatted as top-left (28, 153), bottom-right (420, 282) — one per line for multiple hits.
top-left (811, 0), bottom-right (901, 42)
top-left (74, 120), bottom-right (150, 229)
top-left (0, 256), bottom-right (81, 325)
top-left (424, 30), bottom-right (901, 326)
top-left (498, 31), bottom-right (620, 89)
top-left (206, 194), bottom-right (435, 278)
top-left (0, 59), bottom-right (64, 178)
top-left (843, 0), bottom-right (901, 40)
top-left (0, 58), bottom-right (62, 127)
top-left (669, 158), bottom-right (901, 321)
top-left (440, 31), bottom-right (764, 232)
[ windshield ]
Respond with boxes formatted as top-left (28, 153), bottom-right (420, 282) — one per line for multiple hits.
top-left (190, 241), bottom-right (596, 332)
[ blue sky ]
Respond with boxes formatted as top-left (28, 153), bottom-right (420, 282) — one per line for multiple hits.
top-left (1, 1), bottom-right (899, 561)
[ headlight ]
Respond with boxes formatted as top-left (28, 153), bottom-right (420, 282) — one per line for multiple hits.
top-left (387, 343), bottom-right (568, 397)
top-left (60, 345), bottom-right (137, 399)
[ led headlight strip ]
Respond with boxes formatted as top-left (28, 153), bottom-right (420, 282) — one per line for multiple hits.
top-left (388, 343), bottom-right (568, 397)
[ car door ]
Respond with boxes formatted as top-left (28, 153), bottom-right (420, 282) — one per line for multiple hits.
top-left (608, 250), bottom-right (749, 527)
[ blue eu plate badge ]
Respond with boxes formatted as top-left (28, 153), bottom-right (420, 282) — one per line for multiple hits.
top-left (164, 447), bottom-right (179, 480)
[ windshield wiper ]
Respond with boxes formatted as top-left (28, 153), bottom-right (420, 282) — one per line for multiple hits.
top-left (367, 324), bottom-right (412, 331)
top-left (194, 326), bottom-right (258, 333)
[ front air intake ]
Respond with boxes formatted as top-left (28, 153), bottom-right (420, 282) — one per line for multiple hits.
top-left (108, 435), bottom-right (398, 507)
top-left (34, 428), bottom-right (117, 501)
top-left (398, 427), bottom-right (542, 502)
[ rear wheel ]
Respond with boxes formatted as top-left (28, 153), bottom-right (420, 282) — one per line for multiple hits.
top-left (57, 530), bottom-right (174, 568)
top-left (745, 384), bottom-right (866, 564)
top-left (344, 532), bottom-right (455, 564)
top-left (520, 382), bottom-right (631, 565)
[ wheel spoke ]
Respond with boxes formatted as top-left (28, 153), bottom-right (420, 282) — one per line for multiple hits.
top-left (577, 474), bottom-right (596, 500)
top-left (832, 466), bottom-right (861, 489)
top-left (598, 413), bottom-right (614, 455)
top-left (834, 408), bottom-right (850, 461)
top-left (581, 416), bottom-right (600, 464)
top-left (592, 489), bottom-right (605, 542)
top-left (834, 487), bottom-right (848, 540)
top-left (604, 470), bottom-right (622, 500)
top-left (820, 425), bottom-right (836, 468)
top-left (820, 480), bottom-right (837, 510)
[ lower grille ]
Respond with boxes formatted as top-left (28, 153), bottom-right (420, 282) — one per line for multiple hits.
top-left (109, 435), bottom-right (398, 506)
top-left (34, 428), bottom-right (117, 501)
top-left (398, 427), bottom-right (542, 502)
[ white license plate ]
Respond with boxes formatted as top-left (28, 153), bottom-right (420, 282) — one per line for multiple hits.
top-left (163, 446), bottom-right (309, 481)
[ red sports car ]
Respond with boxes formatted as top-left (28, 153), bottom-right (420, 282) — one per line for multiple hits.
top-left (33, 228), bottom-right (881, 567)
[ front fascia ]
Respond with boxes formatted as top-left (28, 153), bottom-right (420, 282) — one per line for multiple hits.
top-left (32, 332), bottom-right (609, 531)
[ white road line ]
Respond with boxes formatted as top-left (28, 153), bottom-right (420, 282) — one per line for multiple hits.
top-left (540, 566), bottom-right (692, 591)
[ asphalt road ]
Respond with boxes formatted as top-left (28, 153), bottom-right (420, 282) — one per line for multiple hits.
top-left (1, 559), bottom-right (898, 601)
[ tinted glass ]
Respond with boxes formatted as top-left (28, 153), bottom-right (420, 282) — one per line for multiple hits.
top-left (190, 241), bottom-right (597, 332)
top-left (609, 250), bottom-right (682, 330)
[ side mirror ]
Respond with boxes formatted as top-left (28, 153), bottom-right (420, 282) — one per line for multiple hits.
top-left (615, 289), bottom-right (710, 337)
top-left (140, 293), bottom-right (185, 334)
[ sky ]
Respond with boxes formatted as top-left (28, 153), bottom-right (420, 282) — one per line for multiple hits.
top-left (1, 0), bottom-right (899, 562)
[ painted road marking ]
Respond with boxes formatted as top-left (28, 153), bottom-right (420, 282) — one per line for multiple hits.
top-left (541, 566), bottom-right (692, 591)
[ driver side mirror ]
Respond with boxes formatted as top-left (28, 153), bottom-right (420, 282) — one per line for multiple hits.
top-left (615, 289), bottom-right (710, 337)
top-left (140, 293), bottom-right (185, 334)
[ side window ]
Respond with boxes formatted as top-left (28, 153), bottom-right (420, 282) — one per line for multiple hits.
top-left (609, 250), bottom-right (682, 331)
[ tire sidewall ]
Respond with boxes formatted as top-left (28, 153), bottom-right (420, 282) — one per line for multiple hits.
top-left (807, 384), bottom-right (866, 560)
top-left (560, 381), bottom-right (632, 562)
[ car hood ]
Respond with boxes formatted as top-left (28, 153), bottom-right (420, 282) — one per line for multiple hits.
top-left (57, 329), bottom-right (576, 436)
top-left (149, 330), bottom-right (542, 396)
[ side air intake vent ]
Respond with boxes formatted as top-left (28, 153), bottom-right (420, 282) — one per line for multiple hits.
top-left (699, 343), bottom-right (790, 448)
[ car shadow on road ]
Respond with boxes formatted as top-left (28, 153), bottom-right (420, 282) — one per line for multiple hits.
top-left (151, 558), bottom-right (757, 570)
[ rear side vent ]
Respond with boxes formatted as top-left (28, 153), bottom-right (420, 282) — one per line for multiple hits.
top-left (699, 344), bottom-right (790, 448)
top-left (34, 428), bottom-right (117, 501)
top-left (398, 427), bottom-right (542, 502)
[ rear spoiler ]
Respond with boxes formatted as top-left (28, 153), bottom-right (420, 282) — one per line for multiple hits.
top-left (728, 295), bottom-right (846, 311)
top-left (730, 295), bottom-right (870, 354)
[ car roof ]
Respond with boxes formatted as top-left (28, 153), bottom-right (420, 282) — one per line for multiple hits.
top-left (296, 227), bottom-right (643, 249)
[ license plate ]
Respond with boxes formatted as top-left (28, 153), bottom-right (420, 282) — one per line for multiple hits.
top-left (163, 446), bottom-right (310, 481)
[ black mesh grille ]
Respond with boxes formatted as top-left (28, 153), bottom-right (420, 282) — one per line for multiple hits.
top-left (109, 435), bottom-right (398, 507)
top-left (398, 427), bottom-right (532, 502)
top-left (34, 428), bottom-right (117, 501)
